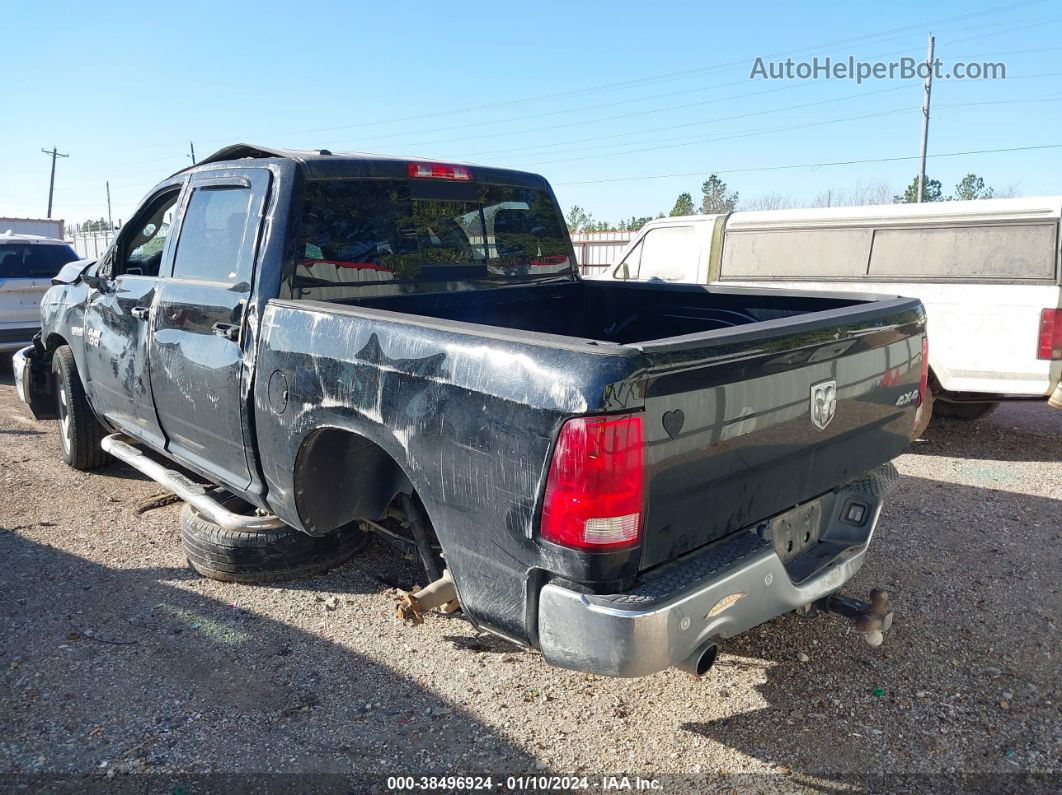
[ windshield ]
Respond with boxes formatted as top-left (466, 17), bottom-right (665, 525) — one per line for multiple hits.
top-left (294, 177), bottom-right (573, 299)
top-left (0, 242), bottom-right (80, 279)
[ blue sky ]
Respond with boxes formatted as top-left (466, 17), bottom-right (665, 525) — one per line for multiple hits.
top-left (2, 0), bottom-right (1060, 229)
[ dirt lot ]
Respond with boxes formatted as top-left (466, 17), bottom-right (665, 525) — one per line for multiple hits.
top-left (1, 365), bottom-right (1059, 791)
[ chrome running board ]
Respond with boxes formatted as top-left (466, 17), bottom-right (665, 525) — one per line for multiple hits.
top-left (101, 434), bottom-right (285, 532)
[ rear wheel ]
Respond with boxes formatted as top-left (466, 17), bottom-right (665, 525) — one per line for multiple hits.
top-left (935, 400), bottom-right (999, 421)
top-left (180, 499), bottom-right (368, 584)
top-left (51, 345), bottom-right (109, 471)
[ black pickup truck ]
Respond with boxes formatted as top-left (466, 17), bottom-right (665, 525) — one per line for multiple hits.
top-left (14, 145), bottom-right (926, 677)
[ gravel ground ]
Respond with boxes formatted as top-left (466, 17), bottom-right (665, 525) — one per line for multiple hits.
top-left (1, 365), bottom-right (1059, 791)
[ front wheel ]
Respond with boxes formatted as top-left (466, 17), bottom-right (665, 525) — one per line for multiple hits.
top-left (935, 400), bottom-right (1000, 421)
top-left (51, 346), bottom-right (109, 471)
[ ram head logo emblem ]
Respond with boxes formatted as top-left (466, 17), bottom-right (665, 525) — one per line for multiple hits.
top-left (810, 380), bottom-right (837, 431)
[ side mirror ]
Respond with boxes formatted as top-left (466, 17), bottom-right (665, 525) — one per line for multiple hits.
top-left (620, 262), bottom-right (630, 280)
top-left (81, 261), bottom-right (108, 290)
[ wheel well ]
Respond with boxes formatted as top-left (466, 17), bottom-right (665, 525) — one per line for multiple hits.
top-left (43, 333), bottom-right (68, 353)
top-left (293, 427), bottom-right (415, 535)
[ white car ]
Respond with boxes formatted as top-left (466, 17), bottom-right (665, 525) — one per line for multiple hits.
top-left (0, 231), bottom-right (81, 353)
top-left (593, 198), bottom-right (1062, 425)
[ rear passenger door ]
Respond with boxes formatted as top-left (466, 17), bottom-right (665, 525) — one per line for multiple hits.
top-left (149, 169), bottom-right (270, 490)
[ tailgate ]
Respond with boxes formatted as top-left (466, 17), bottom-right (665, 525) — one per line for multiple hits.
top-left (635, 297), bottom-right (925, 570)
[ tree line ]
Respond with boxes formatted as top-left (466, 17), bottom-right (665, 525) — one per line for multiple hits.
top-left (566, 172), bottom-right (1014, 233)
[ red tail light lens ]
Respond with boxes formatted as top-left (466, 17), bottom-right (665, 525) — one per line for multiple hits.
top-left (541, 415), bottom-right (644, 551)
top-left (1038, 309), bottom-right (1062, 360)
top-left (918, 335), bottom-right (929, 405)
top-left (407, 162), bottom-right (472, 181)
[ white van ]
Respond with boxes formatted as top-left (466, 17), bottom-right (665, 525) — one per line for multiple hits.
top-left (596, 198), bottom-right (1062, 426)
top-left (0, 231), bottom-right (81, 353)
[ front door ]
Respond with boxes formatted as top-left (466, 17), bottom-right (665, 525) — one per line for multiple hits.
top-left (149, 168), bottom-right (270, 490)
top-left (82, 186), bottom-right (182, 448)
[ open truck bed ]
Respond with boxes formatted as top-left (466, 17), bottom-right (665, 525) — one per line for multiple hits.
top-left (306, 279), bottom-right (925, 570)
top-left (18, 144), bottom-right (926, 677)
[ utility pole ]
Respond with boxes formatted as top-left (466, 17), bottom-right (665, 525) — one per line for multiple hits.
top-left (188, 140), bottom-right (197, 165)
top-left (916, 33), bottom-right (936, 203)
top-left (41, 146), bottom-right (70, 218)
top-left (106, 181), bottom-right (113, 231)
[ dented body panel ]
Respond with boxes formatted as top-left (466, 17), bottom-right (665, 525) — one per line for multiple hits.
top-left (25, 145), bottom-right (926, 657)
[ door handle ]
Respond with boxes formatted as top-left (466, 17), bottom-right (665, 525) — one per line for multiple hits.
top-left (131, 306), bottom-right (150, 320)
top-left (212, 322), bottom-right (240, 341)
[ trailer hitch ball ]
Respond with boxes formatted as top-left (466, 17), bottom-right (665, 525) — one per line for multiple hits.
top-left (818, 589), bottom-right (894, 646)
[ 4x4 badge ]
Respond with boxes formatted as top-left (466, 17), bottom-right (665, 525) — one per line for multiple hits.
top-left (810, 380), bottom-right (837, 430)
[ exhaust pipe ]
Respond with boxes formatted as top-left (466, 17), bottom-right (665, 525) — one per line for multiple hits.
top-left (396, 569), bottom-right (459, 624)
top-left (676, 643), bottom-right (718, 677)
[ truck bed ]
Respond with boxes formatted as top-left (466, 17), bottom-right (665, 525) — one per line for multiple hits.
top-left (341, 279), bottom-right (869, 346)
top-left (264, 280), bottom-right (924, 590)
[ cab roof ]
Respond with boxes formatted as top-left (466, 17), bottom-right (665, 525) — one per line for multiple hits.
top-left (172, 143), bottom-right (546, 189)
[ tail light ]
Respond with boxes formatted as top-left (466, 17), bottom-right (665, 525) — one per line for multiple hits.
top-left (407, 162), bottom-right (472, 181)
top-left (917, 335), bottom-right (930, 406)
top-left (1038, 309), bottom-right (1062, 360)
top-left (541, 414), bottom-right (644, 551)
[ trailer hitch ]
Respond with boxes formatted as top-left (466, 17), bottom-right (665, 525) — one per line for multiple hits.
top-left (813, 588), bottom-right (893, 646)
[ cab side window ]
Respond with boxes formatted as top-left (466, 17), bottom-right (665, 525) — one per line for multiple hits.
top-left (613, 240), bottom-right (642, 280)
top-left (171, 186), bottom-right (253, 283)
top-left (637, 226), bottom-right (699, 282)
top-left (118, 190), bottom-right (181, 277)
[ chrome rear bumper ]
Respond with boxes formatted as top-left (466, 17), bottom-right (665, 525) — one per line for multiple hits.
top-left (536, 464), bottom-right (898, 677)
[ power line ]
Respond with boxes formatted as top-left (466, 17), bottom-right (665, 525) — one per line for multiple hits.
top-left (948, 45), bottom-right (1062, 59)
top-left (516, 108), bottom-right (917, 167)
top-left (326, 19), bottom-right (1062, 152)
top-left (500, 87), bottom-right (917, 163)
top-left (71, 5), bottom-right (1055, 179)
top-left (555, 143), bottom-right (1062, 185)
top-left (341, 59), bottom-right (1061, 157)
top-left (513, 95), bottom-right (1062, 168)
top-left (79, 0), bottom-right (1054, 168)
top-left (249, 0), bottom-right (1050, 138)
top-left (463, 68), bottom-right (1062, 160)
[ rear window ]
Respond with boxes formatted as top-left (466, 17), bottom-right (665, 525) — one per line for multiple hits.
top-left (294, 178), bottom-right (573, 298)
top-left (0, 243), bottom-right (79, 279)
